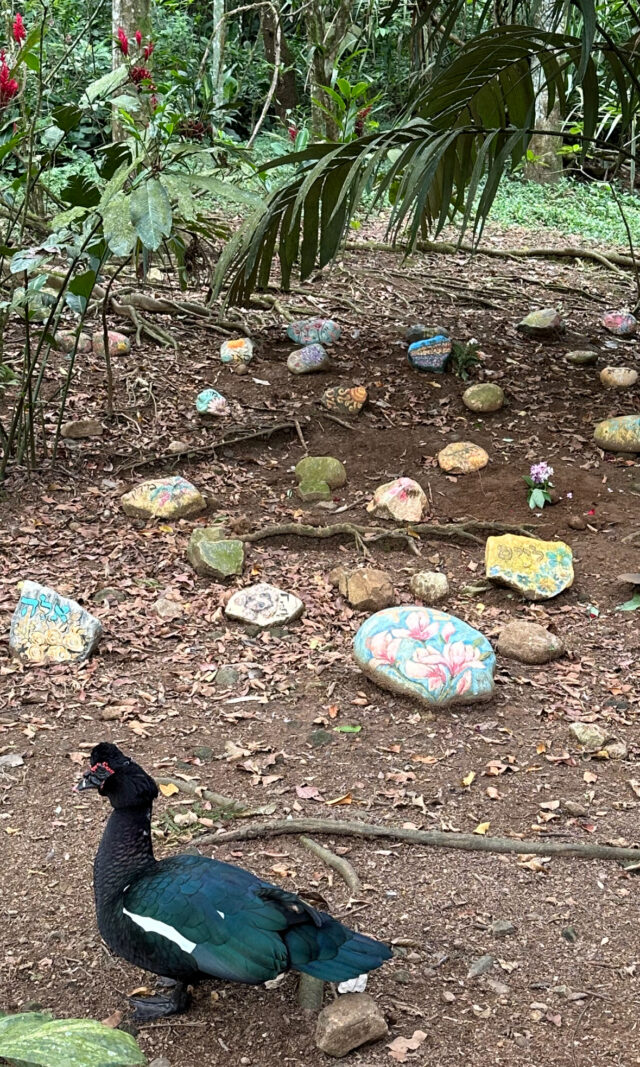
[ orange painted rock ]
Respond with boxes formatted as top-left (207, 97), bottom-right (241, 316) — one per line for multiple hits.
top-left (321, 385), bottom-right (367, 416)
top-left (438, 441), bottom-right (489, 474)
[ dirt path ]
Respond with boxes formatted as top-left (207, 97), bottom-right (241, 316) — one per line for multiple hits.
top-left (1, 232), bottom-right (640, 1066)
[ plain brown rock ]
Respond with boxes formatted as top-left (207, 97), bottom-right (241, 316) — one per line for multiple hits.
top-left (567, 514), bottom-right (587, 531)
top-left (339, 569), bottom-right (395, 612)
top-left (61, 419), bottom-right (103, 439)
top-left (315, 993), bottom-right (388, 1058)
top-left (497, 621), bottom-right (564, 664)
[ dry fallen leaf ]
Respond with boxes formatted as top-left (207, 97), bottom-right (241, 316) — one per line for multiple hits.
top-left (462, 771), bottom-right (476, 787)
top-left (583, 770), bottom-right (597, 784)
top-left (474, 821), bottom-right (491, 835)
top-left (486, 786), bottom-right (500, 799)
top-left (101, 1010), bottom-right (123, 1028)
top-left (387, 1030), bottom-right (428, 1062)
top-left (628, 779), bottom-right (640, 798)
top-left (159, 782), bottom-right (179, 797)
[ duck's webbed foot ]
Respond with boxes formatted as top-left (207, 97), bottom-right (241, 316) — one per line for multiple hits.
top-left (129, 979), bottom-right (190, 1022)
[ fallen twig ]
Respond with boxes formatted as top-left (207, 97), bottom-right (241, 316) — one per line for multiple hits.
top-left (199, 817), bottom-right (640, 863)
top-left (112, 420), bottom-right (305, 473)
top-left (299, 835), bottom-right (362, 895)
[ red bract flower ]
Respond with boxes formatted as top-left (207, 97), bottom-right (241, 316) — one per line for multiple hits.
top-left (355, 105), bottom-right (372, 138)
top-left (13, 13), bottom-right (26, 43)
top-left (134, 29), bottom-right (142, 46)
top-left (116, 27), bottom-right (129, 55)
top-left (0, 52), bottom-right (19, 107)
top-left (288, 125), bottom-right (297, 142)
top-left (143, 40), bottom-right (154, 59)
top-left (150, 94), bottom-right (158, 110)
top-left (130, 65), bottom-right (153, 84)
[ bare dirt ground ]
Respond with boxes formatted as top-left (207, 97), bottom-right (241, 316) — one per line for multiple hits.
top-left (2, 227), bottom-right (640, 1067)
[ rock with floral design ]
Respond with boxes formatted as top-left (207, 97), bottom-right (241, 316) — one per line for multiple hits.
top-left (602, 311), bottom-right (637, 336)
top-left (485, 534), bottom-right (574, 600)
top-left (287, 344), bottom-right (331, 375)
top-left (287, 318), bottom-right (341, 346)
top-left (366, 478), bottom-right (427, 523)
top-left (9, 580), bottom-right (102, 665)
top-left (196, 388), bottom-right (229, 416)
top-left (353, 606), bottom-right (495, 709)
top-left (121, 476), bottom-right (206, 519)
top-left (220, 337), bottom-right (254, 367)
top-left (92, 330), bottom-right (131, 357)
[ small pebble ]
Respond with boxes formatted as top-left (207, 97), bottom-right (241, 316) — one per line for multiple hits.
top-left (567, 515), bottom-right (587, 531)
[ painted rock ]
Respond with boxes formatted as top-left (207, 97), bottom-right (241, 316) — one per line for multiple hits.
top-left (187, 530), bottom-right (244, 579)
top-left (485, 534), bottom-right (574, 600)
top-left (438, 441), bottom-right (489, 474)
top-left (55, 331), bottom-right (93, 354)
top-left (287, 318), bottom-right (341, 346)
top-left (295, 456), bottom-right (346, 502)
top-left (220, 337), bottom-right (254, 366)
top-left (517, 309), bottom-right (564, 338)
top-left (61, 419), bottom-right (103, 439)
top-left (225, 582), bottom-right (304, 628)
top-left (594, 414), bottom-right (640, 453)
top-left (408, 335), bottom-right (452, 372)
top-left (599, 366), bottom-right (638, 389)
top-left (462, 383), bottom-right (504, 413)
top-left (121, 476), bottom-right (206, 519)
top-left (353, 606), bottom-right (495, 708)
top-left (287, 344), bottom-right (330, 375)
top-left (9, 580), bottom-right (102, 665)
top-left (366, 477), bottom-right (427, 523)
top-left (196, 388), bottom-right (229, 415)
top-left (321, 385), bottom-right (367, 416)
top-left (602, 311), bottom-right (637, 336)
top-left (92, 330), bottom-right (131, 357)
top-left (566, 349), bottom-right (598, 366)
top-left (405, 323), bottom-right (448, 345)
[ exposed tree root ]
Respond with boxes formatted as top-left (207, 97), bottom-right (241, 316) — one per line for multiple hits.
top-left (299, 835), bottom-right (362, 895)
top-left (112, 420), bottom-right (305, 473)
top-left (344, 239), bottom-right (635, 278)
top-left (156, 777), bottom-right (248, 816)
top-left (237, 519), bottom-right (535, 554)
top-left (199, 817), bottom-right (640, 864)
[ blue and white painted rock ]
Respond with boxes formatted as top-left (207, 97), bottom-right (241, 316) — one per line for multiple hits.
top-left (287, 318), bottom-right (341, 346)
top-left (220, 337), bottom-right (254, 365)
top-left (196, 388), bottom-right (229, 416)
top-left (354, 606), bottom-right (495, 708)
top-left (10, 580), bottom-right (102, 664)
top-left (408, 335), bottom-right (452, 372)
top-left (287, 344), bottom-right (330, 375)
top-left (602, 311), bottom-right (637, 337)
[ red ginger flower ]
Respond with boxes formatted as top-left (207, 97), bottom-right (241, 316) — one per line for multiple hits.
top-left (355, 105), bottom-right (372, 138)
top-left (116, 26), bottom-right (129, 55)
top-left (288, 125), bottom-right (298, 143)
top-left (13, 13), bottom-right (26, 43)
top-left (130, 65), bottom-right (153, 85)
top-left (143, 40), bottom-right (154, 59)
top-left (134, 29), bottom-right (142, 45)
top-left (0, 51), bottom-right (19, 107)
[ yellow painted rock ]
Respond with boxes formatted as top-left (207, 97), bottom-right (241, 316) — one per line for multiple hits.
top-left (438, 441), bottom-right (489, 474)
top-left (594, 415), bottom-right (640, 453)
top-left (121, 476), bottom-right (206, 519)
top-left (599, 366), bottom-right (638, 389)
top-left (485, 534), bottom-right (574, 600)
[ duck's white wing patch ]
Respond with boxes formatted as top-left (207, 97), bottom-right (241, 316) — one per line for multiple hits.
top-left (123, 907), bottom-right (197, 954)
top-left (338, 974), bottom-right (368, 994)
top-left (217, 910), bottom-right (225, 919)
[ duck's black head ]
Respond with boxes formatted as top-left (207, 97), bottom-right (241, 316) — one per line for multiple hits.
top-left (75, 743), bottom-right (158, 809)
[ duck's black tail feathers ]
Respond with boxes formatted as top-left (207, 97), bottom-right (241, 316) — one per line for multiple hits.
top-left (258, 886), bottom-right (392, 982)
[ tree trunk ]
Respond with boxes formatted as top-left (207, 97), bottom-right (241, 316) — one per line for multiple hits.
top-left (112, 0), bottom-right (151, 139)
top-left (523, 0), bottom-right (565, 183)
top-left (210, 0), bottom-right (226, 115)
top-left (261, 8), bottom-right (297, 120)
top-left (307, 0), bottom-right (352, 141)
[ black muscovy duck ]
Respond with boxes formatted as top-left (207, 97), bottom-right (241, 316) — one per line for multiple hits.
top-left (76, 743), bottom-right (391, 1020)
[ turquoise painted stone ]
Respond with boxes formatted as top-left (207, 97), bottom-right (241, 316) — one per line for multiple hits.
top-left (408, 335), bottom-right (452, 372)
top-left (287, 318), bottom-right (341, 346)
top-left (354, 606), bottom-right (495, 709)
top-left (196, 389), bottom-right (229, 416)
top-left (287, 344), bottom-right (330, 375)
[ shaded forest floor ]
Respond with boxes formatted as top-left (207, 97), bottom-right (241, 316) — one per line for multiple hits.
top-left (2, 223), bottom-right (640, 1067)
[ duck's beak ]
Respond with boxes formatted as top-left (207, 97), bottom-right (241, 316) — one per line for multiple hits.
top-left (74, 762), bottom-right (114, 793)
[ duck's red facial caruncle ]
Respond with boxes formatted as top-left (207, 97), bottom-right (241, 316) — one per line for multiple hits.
top-left (74, 761), bottom-right (115, 793)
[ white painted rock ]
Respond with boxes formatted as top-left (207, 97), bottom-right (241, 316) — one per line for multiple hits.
top-left (121, 476), bottom-right (206, 520)
top-left (9, 581), bottom-right (102, 664)
top-left (599, 366), bottom-right (638, 389)
top-left (366, 478), bottom-right (426, 523)
top-left (225, 583), bottom-right (304, 628)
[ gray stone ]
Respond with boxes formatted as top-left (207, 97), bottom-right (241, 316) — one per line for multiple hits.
top-left (462, 383), bottom-right (505, 413)
top-left (149, 1058), bottom-right (172, 1067)
top-left (405, 323), bottom-right (448, 344)
top-left (467, 954), bottom-right (494, 978)
top-left (517, 309), bottom-right (565, 339)
top-left (569, 722), bottom-right (608, 750)
top-left (93, 587), bottom-right (127, 605)
top-left (295, 456), bottom-right (346, 502)
top-left (605, 739), bottom-right (628, 760)
top-left (315, 993), bottom-right (388, 1058)
top-left (61, 419), bottom-right (103, 439)
top-left (410, 571), bottom-right (449, 604)
top-left (215, 666), bottom-right (240, 689)
top-left (491, 919), bottom-right (517, 938)
top-left (339, 569), bottom-right (395, 612)
top-left (187, 530), bottom-right (244, 579)
top-left (566, 349), bottom-right (598, 366)
top-left (225, 583), bottom-right (304, 629)
top-left (0, 753), bottom-right (24, 769)
top-left (153, 597), bottom-right (183, 620)
top-left (567, 515), bottom-right (587, 531)
top-left (563, 800), bottom-right (588, 817)
top-left (309, 729), bottom-right (334, 748)
top-left (497, 621), bottom-right (564, 665)
top-left (9, 581), bottom-right (102, 664)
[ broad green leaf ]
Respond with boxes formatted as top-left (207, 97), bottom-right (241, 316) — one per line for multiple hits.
top-left (52, 104), bottom-right (83, 132)
top-left (0, 1013), bottom-right (145, 1067)
top-left (61, 174), bottom-right (101, 208)
top-left (130, 179), bottom-right (172, 251)
top-left (101, 195), bottom-right (137, 256)
top-left (334, 724), bottom-right (362, 734)
top-left (9, 250), bottom-right (44, 275)
top-left (81, 65), bottom-right (129, 106)
top-left (616, 594), bottom-right (640, 612)
top-left (111, 94), bottom-right (142, 113)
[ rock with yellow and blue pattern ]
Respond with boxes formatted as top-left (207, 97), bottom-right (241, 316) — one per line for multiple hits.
top-left (10, 580), bottom-right (102, 664)
top-left (485, 534), bottom-right (574, 600)
top-left (408, 334), bottom-right (452, 372)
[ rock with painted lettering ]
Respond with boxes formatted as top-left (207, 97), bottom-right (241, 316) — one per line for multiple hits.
top-left (485, 534), bottom-right (574, 600)
top-left (594, 415), bottom-right (640, 453)
top-left (9, 580), bottom-right (102, 664)
top-left (121, 476), bottom-right (206, 520)
top-left (599, 366), bottom-right (638, 389)
top-left (225, 582), bottom-right (304, 628)
top-left (438, 441), bottom-right (489, 474)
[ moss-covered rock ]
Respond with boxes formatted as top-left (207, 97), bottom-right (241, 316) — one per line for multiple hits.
top-left (187, 530), bottom-right (244, 579)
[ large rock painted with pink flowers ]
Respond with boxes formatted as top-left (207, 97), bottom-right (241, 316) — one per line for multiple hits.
top-left (353, 606), bottom-right (495, 709)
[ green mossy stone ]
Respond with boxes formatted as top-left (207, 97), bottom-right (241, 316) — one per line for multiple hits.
top-left (295, 456), bottom-right (346, 489)
top-left (462, 383), bottom-right (505, 413)
top-left (187, 530), bottom-right (244, 579)
top-left (298, 479), bottom-right (332, 502)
